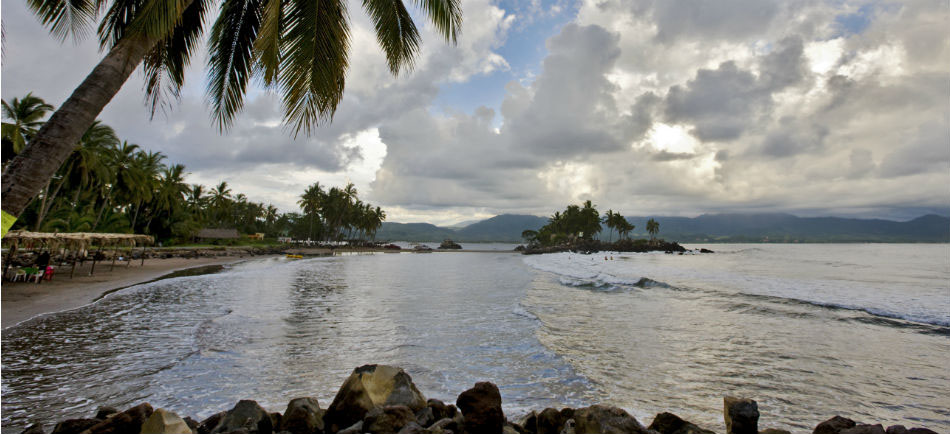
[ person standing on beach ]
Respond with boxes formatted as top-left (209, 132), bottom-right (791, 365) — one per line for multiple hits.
top-left (36, 251), bottom-right (51, 275)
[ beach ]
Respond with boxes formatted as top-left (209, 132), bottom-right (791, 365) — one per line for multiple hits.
top-left (1, 255), bottom-right (266, 329)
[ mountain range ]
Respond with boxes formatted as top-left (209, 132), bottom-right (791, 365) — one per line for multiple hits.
top-left (375, 213), bottom-right (950, 243)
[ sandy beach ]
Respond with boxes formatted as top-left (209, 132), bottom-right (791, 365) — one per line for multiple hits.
top-left (1, 255), bottom-right (269, 329)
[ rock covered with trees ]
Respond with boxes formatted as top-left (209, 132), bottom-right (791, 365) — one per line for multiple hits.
top-left (519, 201), bottom-right (685, 254)
top-left (19, 365), bottom-right (938, 434)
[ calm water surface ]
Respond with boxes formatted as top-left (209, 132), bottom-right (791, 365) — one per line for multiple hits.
top-left (2, 245), bottom-right (948, 433)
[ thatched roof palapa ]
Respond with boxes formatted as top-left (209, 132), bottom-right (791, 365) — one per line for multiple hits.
top-left (2, 231), bottom-right (154, 250)
top-left (195, 228), bottom-right (240, 239)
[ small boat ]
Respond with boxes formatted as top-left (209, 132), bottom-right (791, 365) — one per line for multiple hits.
top-left (286, 254), bottom-right (304, 259)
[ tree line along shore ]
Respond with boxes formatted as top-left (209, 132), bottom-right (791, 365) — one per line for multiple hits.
top-left (18, 364), bottom-right (937, 434)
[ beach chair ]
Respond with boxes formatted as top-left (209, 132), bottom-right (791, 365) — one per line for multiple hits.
top-left (11, 268), bottom-right (27, 282)
top-left (29, 268), bottom-right (46, 283)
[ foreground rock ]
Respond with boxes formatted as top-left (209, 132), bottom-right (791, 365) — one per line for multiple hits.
top-left (22, 365), bottom-right (944, 434)
top-left (280, 397), bottom-right (325, 434)
top-left (141, 409), bottom-right (192, 434)
top-left (456, 382), bottom-right (505, 434)
top-left (648, 412), bottom-right (714, 434)
top-left (324, 364), bottom-right (428, 433)
top-left (210, 400), bottom-right (274, 434)
top-left (723, 397), bottom-right (758, 434)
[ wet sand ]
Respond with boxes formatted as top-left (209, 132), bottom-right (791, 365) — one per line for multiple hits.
top-left (1, 256), bottom-right (264, 329)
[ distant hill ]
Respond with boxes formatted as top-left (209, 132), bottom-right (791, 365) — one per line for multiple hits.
top-left (375, 213), bottom-right (950, 243)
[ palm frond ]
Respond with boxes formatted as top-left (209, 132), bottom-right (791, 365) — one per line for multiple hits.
top-left (412, 0), bottom-right (460, 43)
top-left (97, 0), bottom-right (142, 48)
top-left (206, 0), bottom-right (264, 131)
top-left (254, 0), bottom-right (283, 86)
top-left (279, 0), bottom-right (350, 137)
top-left (26, 0), bottom-right (101, 41)
top-left (126, 0), bottom-right (192, 41)
top-left (142, 0), bottom-right (211, 117)
top-left (362, 0), bottom-right (420, 74)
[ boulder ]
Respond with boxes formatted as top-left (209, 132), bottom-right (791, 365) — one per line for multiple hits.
top-left (197, 412), bottom-right (226, 434)
top-left (456, 382), bottom-right (505, 434)
top-left (210, 400), bottom-right (274, 434)
top-left (570, 405), bottom-right (651, 434)
top-left (183, 417), bottom-right (200, 432)
top-left (814, 416), bottom-right (857, 434)
top-left (723, 397), bottom-right (758, 434)
top-left (85, 403), bottom-right (154, 434)
top-left (95, 407), bottom-right (120, 420)
top-left (906, 429), bottom-right (939, 434)
top-left (398, 422), bottom-right (428, 434)
top-left (559, 419), bottom-right (575, 434)
top-left (648, 412), bottom-right (714, 434)
top-left (51, 419), bottom-right (99, 434)
top-left (21, 424), bottom-right (45, 434)
top-left (325, 365), bottom-right (428, 433)
top-left (139, 408), bottom-right (193, 434)
top-left (760, 429), bottom-right (791, 434)
top-left (338, 421), bottom-right (364, 434)
top-left (430, 417), bottom-right (463, 434)
top-left (840, 425), bottom-right (885, 434)
top-left (427, 400), bottom-right (457, 423)
top-left (280, 397), bottom-right (324, 434)
top-left (416, 407), bottom-right (437, 428)
top-left (518, 408), bottom-right (576, 434)
top-left (364, 406), bottom-right (418, 434)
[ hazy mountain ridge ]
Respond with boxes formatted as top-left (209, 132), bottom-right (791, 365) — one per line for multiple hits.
top-left (375, 213), bottom-right (950, 243)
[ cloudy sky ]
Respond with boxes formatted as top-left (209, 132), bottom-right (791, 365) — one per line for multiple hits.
top-left (2, 0), bottom-right (948, 225)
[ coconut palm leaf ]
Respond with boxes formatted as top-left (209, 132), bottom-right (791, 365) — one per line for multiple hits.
top-left (362, 0), bottom-right (420, 74)
top-left (207, 0), bottom-right (263, 130)
top-left (26, 0), bottom-right (100, 41)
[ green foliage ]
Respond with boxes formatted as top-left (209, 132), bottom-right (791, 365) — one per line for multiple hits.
top-left (3, 92), bottom-right (388, 246)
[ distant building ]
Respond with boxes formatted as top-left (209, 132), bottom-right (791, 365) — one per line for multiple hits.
top-left (246, 233), bottom-right (265, 240)
top-left (277, 237), bottom-right (292, 243)
top-left (195, 228), bottom-right (240, 241)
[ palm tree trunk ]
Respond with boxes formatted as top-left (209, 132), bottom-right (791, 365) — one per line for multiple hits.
top-left (35, 167), bottom-right (73, 231)
top-left (33, 179), bottom-right (52, 231)
top-left (0, 34), bottom-right (157, 234)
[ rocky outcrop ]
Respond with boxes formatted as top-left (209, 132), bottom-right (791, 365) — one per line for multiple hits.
top-left (324, 365), bottom-right (428, 433)
top-left (24, 366), bottom-right (944, 434)
top-left (438, 240), bottom-right (462, 250)
top-left (140, 408), bottom-right (193, 434)
top-left (723, 397), bottom-right (758, 434)
top-left (457, 382), bottom-right (505, 434)
top-left (280, 397), bottom-right (325, 434)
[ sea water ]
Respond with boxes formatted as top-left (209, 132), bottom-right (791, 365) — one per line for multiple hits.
top-left (2, 244), bottom-right (948, 432)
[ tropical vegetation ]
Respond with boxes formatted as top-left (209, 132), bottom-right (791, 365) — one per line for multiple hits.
top-left (0, 0), bottom-right (461, 236)
top-left (522, 201), bottom-right (665, 250)
top-left (2, 94), bottom-right (385, 245)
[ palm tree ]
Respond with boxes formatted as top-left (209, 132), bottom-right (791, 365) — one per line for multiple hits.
top-left (34, 121), bottom-right (118, 230)
top-left (298, 182), bottom-right (324, 240)
top-left (1, 93), bottom-right (54, 157)
top-left (92, 141), bottom-right (141, 231)
top-left (209, 182), bottom-right (233, 227)
top-left (602, 209), bottom-right (616, 243)
top-left (1, 0), bottom-right (462, 237)
top-left (646, 218), bottom-right (660, 244)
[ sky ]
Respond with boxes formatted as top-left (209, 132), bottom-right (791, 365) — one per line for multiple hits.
top-left (2, 0), bottom-right (949, 225)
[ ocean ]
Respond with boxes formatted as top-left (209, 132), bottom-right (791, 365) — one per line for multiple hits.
top-left (2, 244), bottom-right (948, 432)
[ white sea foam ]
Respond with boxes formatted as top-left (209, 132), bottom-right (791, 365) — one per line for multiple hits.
top-left (524, 245), bottom-right (950, 327)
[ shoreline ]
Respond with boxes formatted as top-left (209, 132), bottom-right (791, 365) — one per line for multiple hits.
top-left (1, 255), bottom-right (267, 329)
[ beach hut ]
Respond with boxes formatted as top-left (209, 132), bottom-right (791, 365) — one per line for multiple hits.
top-left (195, 228), bottom-right (240, 242)
top-left (2, 231), bottom-right (154, 279)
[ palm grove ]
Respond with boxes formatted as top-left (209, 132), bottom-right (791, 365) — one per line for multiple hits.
top-left (3, 93), bottom-right (386, 244)
top-left (0, 0), bottom-right (460, 237)
top-left (521, 200), bottom-right (661, 248)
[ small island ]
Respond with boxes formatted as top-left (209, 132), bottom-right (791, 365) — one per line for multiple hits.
top-left (518, 201), bottom-right (691, 255)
